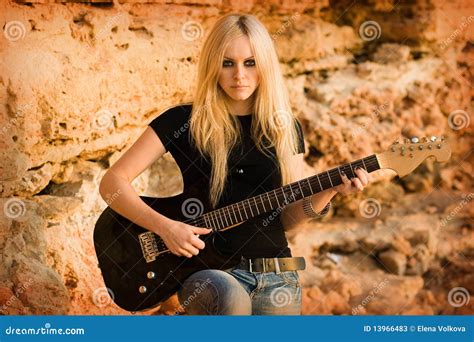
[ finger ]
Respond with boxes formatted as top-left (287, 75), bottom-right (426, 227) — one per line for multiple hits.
top-left (185, 244), bottom-right (200, 256)
top-left (192, 236), bottom-right (206, 250)
top-left (351, 178), bottom-right (364, 191)
top-left (341, 172), bottom-right (351, 185)
top-left (356, 169), bottom-right (368, 186)
top-left (178, 249), bottom-right (192, 258)
top-left (194, 227), bottom-right (212, 235)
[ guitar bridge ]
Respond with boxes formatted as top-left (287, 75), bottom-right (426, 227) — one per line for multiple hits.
top-left (138, 232), bottom-right (158, 263)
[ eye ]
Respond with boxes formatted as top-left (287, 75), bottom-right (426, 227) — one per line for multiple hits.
top-left (223, 60), bottom-right (233, 67)
top-left (244, 59), bottom-right (256, 67)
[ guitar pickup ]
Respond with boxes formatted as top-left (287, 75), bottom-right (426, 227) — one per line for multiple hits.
top-left (138, 232), bottom-right (158, 263)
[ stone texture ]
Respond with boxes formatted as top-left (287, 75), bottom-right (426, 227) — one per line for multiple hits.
top-left (1, 0), bottom-right (472, 315)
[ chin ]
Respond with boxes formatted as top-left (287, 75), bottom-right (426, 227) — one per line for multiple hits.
top-left (228, 90), bottom-right (253, 101)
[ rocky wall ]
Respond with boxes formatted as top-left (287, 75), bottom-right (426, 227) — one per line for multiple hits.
top-left (0, 0), bottom-right (472, 315)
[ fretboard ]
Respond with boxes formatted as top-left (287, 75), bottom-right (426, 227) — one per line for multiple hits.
top-left (188, 154), bottom-right (380, 231)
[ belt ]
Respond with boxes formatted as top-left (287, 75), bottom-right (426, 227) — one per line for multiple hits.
top-left (236, 256), bottom-right (306, 273)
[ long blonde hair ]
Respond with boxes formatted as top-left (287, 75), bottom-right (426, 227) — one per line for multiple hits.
top-left (190, 13), bottom-right (301, 208)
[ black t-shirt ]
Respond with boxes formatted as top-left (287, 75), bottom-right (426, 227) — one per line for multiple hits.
top-left (149, 104), bottom-right (305, 258)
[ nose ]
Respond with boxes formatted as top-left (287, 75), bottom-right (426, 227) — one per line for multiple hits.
top-left (233, 63), bottom-right (246, 81)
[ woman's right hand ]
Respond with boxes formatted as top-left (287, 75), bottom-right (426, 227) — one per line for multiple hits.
top-left (158, 220), bottom-right (212, 258)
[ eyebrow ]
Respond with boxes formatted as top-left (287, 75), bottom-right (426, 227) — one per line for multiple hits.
top-left (223, 56), bottom-right (255, 61)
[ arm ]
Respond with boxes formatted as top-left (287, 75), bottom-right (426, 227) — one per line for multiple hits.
top-left (99, 126), bottom-right (211, 258)
top-left (281, 153), bottom-right (370, 232)
top-left (280, 154), bottom-right (336, 231)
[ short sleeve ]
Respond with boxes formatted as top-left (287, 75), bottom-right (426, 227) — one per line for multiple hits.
top-left (295, 119), bottom-right (305, 154)
top-left (148, 105), bottom-right (191, 153)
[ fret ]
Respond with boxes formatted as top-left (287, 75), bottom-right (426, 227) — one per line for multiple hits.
top-left (282, 189), bottom-right (288, 205)
top-left (247, 199), bottom-right (254, 217)
top-left (253, 197), bottom-right (260, 215)
top-left (274, 190), bottom-right (281, 207)
top-left (236, 203), bottom-right (244, 221)
top-left (241, 202), bottom-right (249, 220)
top-left (298, 181), bottom-right (304, 198)
top-left (203, 214), bottom-right (210, 229)
top-left (327, 170), bottom-right (333, 187)
top-left (221, 207), bottom-right (229, 227)
top-left (230, 205), bottom-right (239, 223)
top-left (349, 161), bottom-right (354, 177)
top-left (260, 194), bottom-right (267, 212)
top-left (306, 178), bottom-right (314, 195)
top-left (267, 192), bottom-right (273, 209)
top-left (316, 174), bottom-right (323, 192)
top-left (289, 185), bottom-right (295, 202)
top-left (225, 206), bottom-right (232, 226)
top-left (217, 210), bottom-right (225, 228)
top-left (210, 210), bottom-right (220, 229)
top-left (362, 158), bottom-right (367, 170)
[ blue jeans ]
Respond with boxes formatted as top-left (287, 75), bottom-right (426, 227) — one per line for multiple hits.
top-left (177, 264), bottom-right (302, 315)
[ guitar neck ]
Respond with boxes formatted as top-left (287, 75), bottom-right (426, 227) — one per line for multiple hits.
top-left (188, 154), bottom-right (380, 231)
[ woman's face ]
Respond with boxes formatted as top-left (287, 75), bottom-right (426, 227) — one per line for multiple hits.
top-left (218, 35), bottom-right (260, 103)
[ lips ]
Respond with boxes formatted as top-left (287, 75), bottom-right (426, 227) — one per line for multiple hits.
top-left (231, 85), bottom-right (249, 89)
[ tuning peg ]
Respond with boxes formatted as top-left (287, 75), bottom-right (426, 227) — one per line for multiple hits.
top-left (430, 136), bottom-right (437, 142)
top-left (411, 137), bottom-right (419, 143)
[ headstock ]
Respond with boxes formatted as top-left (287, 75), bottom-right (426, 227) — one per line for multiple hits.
top-left (376, 136), bottom-right (452, 177)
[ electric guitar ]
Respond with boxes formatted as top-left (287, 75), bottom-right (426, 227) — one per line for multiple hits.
top-left (93, 136), bottom-right (451, 311)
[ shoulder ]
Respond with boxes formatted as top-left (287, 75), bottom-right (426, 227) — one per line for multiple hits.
top-left (152, 102), bottom-right (193, 123)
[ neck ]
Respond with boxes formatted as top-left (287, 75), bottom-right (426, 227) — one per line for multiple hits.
top-left (226, 95), bottom-right (254, 116)
top-left (185, 154), bottom-right (381, 232)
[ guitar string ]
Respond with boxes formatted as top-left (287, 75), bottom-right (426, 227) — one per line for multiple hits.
top-left (183, 158), bottom-right (379, 228)
top-left (179, 158), bottom-right (379, 229)
top-left (153, 158), bottom-right (379, 252)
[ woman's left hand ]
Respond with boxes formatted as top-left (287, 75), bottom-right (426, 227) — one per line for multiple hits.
top-left (334, 167), bottom-right (370, 195)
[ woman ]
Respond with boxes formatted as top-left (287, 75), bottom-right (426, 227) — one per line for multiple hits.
top-left (99, 13), bottom-right (370, 315)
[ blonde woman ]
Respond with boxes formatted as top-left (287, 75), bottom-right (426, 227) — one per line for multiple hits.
top-left (99, 13), bottom-right (370, 315)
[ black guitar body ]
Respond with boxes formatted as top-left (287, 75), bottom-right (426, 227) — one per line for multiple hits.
top-left (93, 152), bottom-right (390, 312)
top-left (93, 194), bottom-right (240, 312)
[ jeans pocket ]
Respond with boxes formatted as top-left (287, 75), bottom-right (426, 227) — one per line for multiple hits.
top-left (280, 271), bottom-right (300, 287)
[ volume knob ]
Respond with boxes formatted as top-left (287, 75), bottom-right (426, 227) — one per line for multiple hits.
top-left (139, 286), bottom-right (147, 294)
